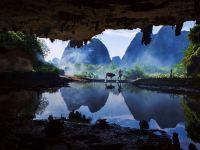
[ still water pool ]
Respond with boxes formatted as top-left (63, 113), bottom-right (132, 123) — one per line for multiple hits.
top-left (33, 83), bottom-right (200, 150)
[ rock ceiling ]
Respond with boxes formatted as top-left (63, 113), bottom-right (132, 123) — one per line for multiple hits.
top-left (0, 0), bottom-right (199, 47)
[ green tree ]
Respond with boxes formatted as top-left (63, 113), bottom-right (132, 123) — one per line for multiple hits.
top-left (135, 65), bottom-right (145, 78)
top-left (0, 31), bottom-right (62, 74)
top-left (172, 63), bottom-right (187, 77)
top-left (0, 31), bottom-right (49, 56)
top-left (182, 25), bottom-right (200, 77)
top-left (34, 63), bottom-right (61, 74)
top-left (182, 100), bottom-right (200, 142)
top-left (188, 25), bottom-right (200, 45)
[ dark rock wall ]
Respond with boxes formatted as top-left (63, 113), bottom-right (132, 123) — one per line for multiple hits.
top-left (0, 48), bottom-right (33, 72)
top-left (0, 0), bottom-right (198, 46)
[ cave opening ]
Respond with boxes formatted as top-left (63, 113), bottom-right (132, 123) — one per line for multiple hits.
top-left (38, 21), bottom-right (196, 80)
top-left (0, 0), bottom-right (200, 150)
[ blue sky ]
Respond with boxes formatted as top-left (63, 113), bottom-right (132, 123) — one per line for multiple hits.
top-left (42, 21), bottom-right (196, 61)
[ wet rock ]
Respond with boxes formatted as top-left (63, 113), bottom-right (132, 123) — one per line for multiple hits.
top-left (139, 120), bottom-right (149, 130)
top-left (141, 25), bottom-right (153, 45)
top-left (44, 118), bottom-right (64, 137)
top-left (172, 132), bottom-right (180, 150)
top-left (90, 143), bottom-right (124, 150)
top-left (0, 115), bottom-right (177, 150)
top-left (68, 111), bottom-right (91, 123)
top-left (188, 143), bottom-right (198, 150)
top-left (96, 119), bottom-right (109, 129)
top-left (175, 22), bottom-right (183, 36)
top-left (0, 0), bottom-right (198, 44)
top-left (69, 40), bottom-right (83, 48)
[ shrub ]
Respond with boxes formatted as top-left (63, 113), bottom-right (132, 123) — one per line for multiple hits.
top-left (188, 25), bottom-right (200, 45)
top-left (172, 63), bottom-right (187, 78)
top-left (0, 31), bottom-right (49, 56)
top-left (34, 63), bottom-right (61, 74)
top-left (44, 118), bottom-right (64, 137)
top-left (74, 72), bottom-right (97, 78)
top-left (0, 31), bottom-right (63, 74)
top-left (182, 101), bottom-right (200, 142)
top-left (135, 65), bottom-right (145, 78)
top-left (182, 25), bottom-right (200, 77)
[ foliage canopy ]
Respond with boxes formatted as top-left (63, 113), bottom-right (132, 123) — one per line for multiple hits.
top-left (188, 25), bottom-right (200, 45)
top-left (0, 31), bottom-right (61, 74)
top-left (0, 31), bottom-right (49, 56)
top-left (182, 25), bottom-right (200, 77)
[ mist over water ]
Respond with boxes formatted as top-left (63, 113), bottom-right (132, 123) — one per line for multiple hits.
top-left (46, 25), bottom-right (192, 78)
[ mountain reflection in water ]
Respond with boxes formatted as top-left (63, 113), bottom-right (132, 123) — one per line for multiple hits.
top-left (60, 83), bottom-right (109, 113)
top-left (32, 83), bottom-right (200, 149)
top-left (0, 90), bottom-right (41, 117)
top-left (122, 88), bottom-right (185, 129)
top-left (56, 83), bottom-right (184, 129)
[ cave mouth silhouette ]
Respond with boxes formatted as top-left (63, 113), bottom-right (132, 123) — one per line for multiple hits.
top-left (44, 22), bottom-right (194, 80)
top-left (0, 0), bottom-right (199, 47)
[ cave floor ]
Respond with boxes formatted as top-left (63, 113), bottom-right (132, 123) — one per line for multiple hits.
top-left (0, 115), bottom-right (178, 150)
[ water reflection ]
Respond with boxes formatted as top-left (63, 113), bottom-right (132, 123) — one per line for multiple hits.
top-left (105, 83), bottom-right (115, 90)
top-left (60, 83), bottom-right (109, 112)
top-left (0, 90), bottom-right (41, 117)
top-left (33, 83), bottom-right (200, 149)
top-left (182, 96), bottom-right (200, 143)
top-left (77, 92), bottom-right (134, 124)
top-left (35, 91), bottom-right (69, 119)
top-left (122, 85), bottom-right (185, 128)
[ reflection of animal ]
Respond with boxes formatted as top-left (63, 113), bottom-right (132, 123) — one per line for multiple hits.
top-left (105, 73), bottom-right (115, 80)
top-left (105, 83), bottom-right (115, 90)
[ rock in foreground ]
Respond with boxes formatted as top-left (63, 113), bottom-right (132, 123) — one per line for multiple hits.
top-left (0, 115), bottom-right (179, 150)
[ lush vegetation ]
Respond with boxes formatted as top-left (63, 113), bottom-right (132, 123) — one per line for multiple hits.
top-left (61, 59), bottom-right (191, 79)
top-left (182, 25), bottom-right (200, 77)
top-left (63, 63), bottom-right (119, 79)
top-left (74, 72), bottom-right (97, 79)
top-left (171, 64), bottom-right (187, 77)
top-left (0, 31), bottom-right (61, 74)
top-left (0, 31), bottom-right (49, 57)
top-left (62, 63), bottom-right (172, 79)
top-left (123, 65), bottom-right (146, 79)
top-left (122, 64), bottom-right (187, 79)
top-left (182, 100), bottom-right (200, 142)
top-left (145, 63), bottom-right (187, 78)
top-left (188, 25), bottom-right (200, 45)
top-left (34, 63), bottom-right (61, 74)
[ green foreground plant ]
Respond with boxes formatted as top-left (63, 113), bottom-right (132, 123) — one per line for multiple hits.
top-left (0, 31), bottom-right (61, 74)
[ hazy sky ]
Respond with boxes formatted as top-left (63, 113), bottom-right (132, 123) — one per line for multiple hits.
top-left (43, 21), bottom-right (196, 61)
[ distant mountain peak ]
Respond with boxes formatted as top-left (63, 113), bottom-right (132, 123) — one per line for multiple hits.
top-left (158, 26), bottom-right (174, 33)
top-left (122, 27), bottom-right (189, 68)
top-left (112, 56), bottom-right (121, 66)
top-left (61, 38), bottom-right (111, 65)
